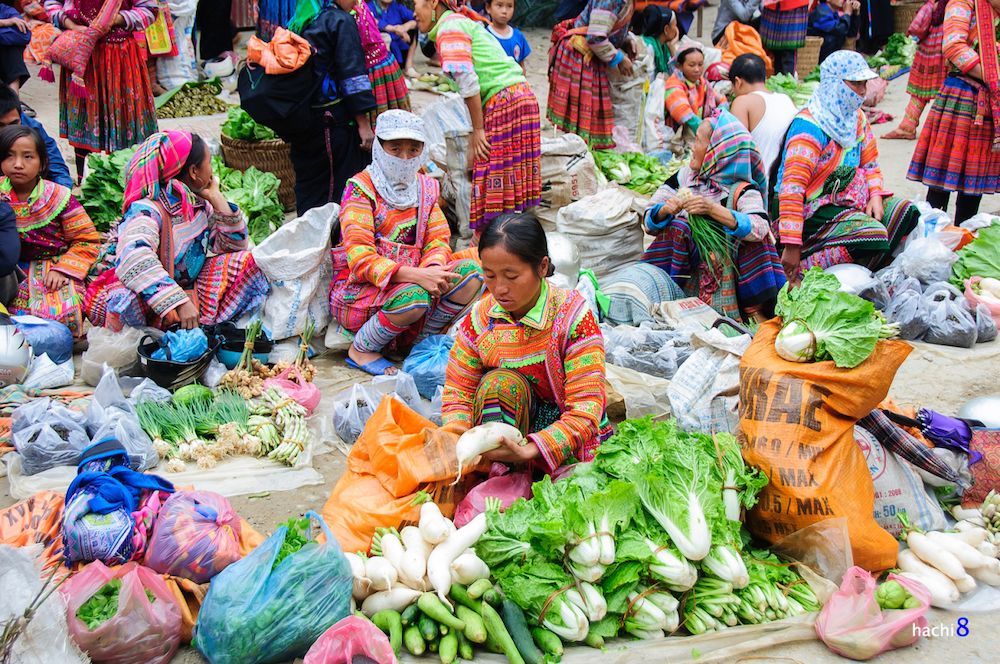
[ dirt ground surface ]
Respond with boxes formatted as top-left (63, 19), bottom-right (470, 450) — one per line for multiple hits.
top-left (4, 4), bottom-right (1000, 662)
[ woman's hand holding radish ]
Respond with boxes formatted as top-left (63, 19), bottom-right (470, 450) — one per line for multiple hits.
top-left (481, 435), bottom-right (539, 464)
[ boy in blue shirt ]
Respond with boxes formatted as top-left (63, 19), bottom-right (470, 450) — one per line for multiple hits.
top-left (484, 0), bottom-right (531, 72)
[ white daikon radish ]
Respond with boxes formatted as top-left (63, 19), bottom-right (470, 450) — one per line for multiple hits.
top-left (948, 525), bottom-right (989, 546)
top-left (925, 531), bottom-right (994, 569)
top-left (400, 525), bottom-right (430, 584)
top-left (450, 551), bottom-right (490, 585)
top-left (427, 512), bottom-right (488, 604)
top-left (361, 588), bottom-right (422, 616)
top-left (970, 562), bottom-right (1000, 586)
top-left (346, 551), bottom-right (371, 600)
top-left (366, 555), bottom-right (398, 591)
top-left (380, 532), bottom-right (406, 573)
top-left (977, 540), bottom-right (999, 559)
top-left (905, 531), bottom-right (966, 580)
top-left (897, 550), bottom-right (960, 606)
top-left (452, 422), bottom-right (524, 485)
top-left (955, 574), bottom-right (977, 593)
top-left (419, 501), bottom-right (454, 545)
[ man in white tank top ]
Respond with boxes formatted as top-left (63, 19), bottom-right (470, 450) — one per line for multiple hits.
top-left (728, 53), bottom-right (798, 188)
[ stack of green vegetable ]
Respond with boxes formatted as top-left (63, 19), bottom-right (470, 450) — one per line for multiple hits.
top-left (80, 147), bottom-right (136, 232)
top-left (765, 73), bottom-right (819, 108)
top-left (951, 221), bottom-right (1000, 288)
top-left (866, 33), bottom-right (918, 69)
top-left (157, 81), bottom-right (233, 119)
top-left (76, 580), bottom-right (155, 629)
top-left (774, 267), bottom-right (899, 368)
top-left (221, 108), bottom-right (276, 141)
top-left (591, 151), bottom-right (679, 195)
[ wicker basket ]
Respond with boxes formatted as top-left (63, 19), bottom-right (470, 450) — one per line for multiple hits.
top-left (797, 36), bottom-right (824, 79)
top-left (220, 134), bottom-right (296, 212)
top-left (893, 2), bottom-right (922, 35)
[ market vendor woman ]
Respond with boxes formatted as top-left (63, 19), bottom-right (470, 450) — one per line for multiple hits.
top-left (442, 213), bottom-right (613, 472)
top-left (85, 130), bottom-right (269, 330)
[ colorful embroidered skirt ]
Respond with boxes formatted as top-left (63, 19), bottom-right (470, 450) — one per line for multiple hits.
top-left (474, 368), bottom-right (562, 437)
top-left (546, 37), bottom-right (615, 150)
top-left (760, 6), bottom-right (809, 51)
top-left (906, 26), bottom-right (946, 101)
top-left (59, 39), bottom-right (157, 154)
top-left (641, 217), bottom-right (785, 319)
top-left (908, 75), bottom-right (1000, 195)
top-left (12, 260), bottom-right (86, 337)
top-left (797, 197), bottom-right (918, 272)
top-left (330, 258), bottom-right (481, 337)
top-left (369, 51), bottom-right (410, 121)
top-left (84, 250), bottom-right (268, 330)
top-left (471, 82), bottom-right (542, 231)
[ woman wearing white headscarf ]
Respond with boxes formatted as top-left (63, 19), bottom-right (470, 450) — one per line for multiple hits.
top-left (773, 50), bottom-right (918, 283)
top-left (330, 109), bottom-right (483, 375)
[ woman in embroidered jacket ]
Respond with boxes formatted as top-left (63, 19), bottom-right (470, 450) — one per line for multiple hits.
top-left (774, 51), bottom-right (918, 282)
top-left (0, 125), bottom-right (98, 337)
top-left (330, 110), bottom-right (482, 376)
top-left (663, 44), bottom-right (726, 154)
top-left (85, 130), bottom-right (268, 331)
top-left (442, 213), bottom-right (613, 474)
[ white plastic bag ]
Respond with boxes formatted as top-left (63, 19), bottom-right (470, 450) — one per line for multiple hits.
top-left (80, 325), bottom-right (145, 386)
top-left (668, 328), bottom-right (751, 434)
top-left (252, 202), bottom-right (337, 341)
top-left (555, 187), bottom-right (644, 281)
top-left (903, 202), bottom-right (952, 250)
top-left (332, 383), bottom-right (376, 445)
top-left (601, 322), bottom-right (691, 379)
top-left (86, 367), bottom-right (159, 471)
top-left (899, 237), bottom-right (958, 284)
top-left (608, 41), bottom-right (653, 149)
top-left (643, 74), bottom-right (674, 154)
top-left (21, 354), bottom-right (74, 390)
top-left (12, 400), bottom-right (90, 475)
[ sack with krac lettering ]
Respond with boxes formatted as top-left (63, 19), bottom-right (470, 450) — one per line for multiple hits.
top-left (739, 320), bottom-right (911, 571)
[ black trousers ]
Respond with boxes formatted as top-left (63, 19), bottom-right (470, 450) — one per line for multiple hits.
top-left (288, 114), bottom-right (371, 217)
top-left (196, 0), bottom-right (236, 60)
top-left (0, 44), bottom-right (28, 86)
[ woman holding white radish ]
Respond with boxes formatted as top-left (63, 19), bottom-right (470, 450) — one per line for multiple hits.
top-left (442, 212), bottom-right (613, 473)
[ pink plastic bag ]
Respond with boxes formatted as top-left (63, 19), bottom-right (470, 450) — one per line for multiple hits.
top-left (62, 561), bottom-right (182, 664)
top-left (454, 471), bottom-right (533, 528)
top-left (143, 490), bottom-right (243, 583)
top-left (303, 616), bottom-right (398, 664)
top-left (264, 364), bottom-right (321, 415)
top-left (965, 277), bottom-right (1000, 329)
top-left (815, 566), bottom-right (930, 661)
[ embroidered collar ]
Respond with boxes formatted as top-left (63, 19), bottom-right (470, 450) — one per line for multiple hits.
top-left (0, 176), bottom-right (72, 233)
top-left (487, 280), bottom-right (551, 330)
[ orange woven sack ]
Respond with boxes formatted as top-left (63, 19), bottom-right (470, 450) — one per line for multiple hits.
top-left (322, 396), bottom-right (467, 554)
top-left (739, 320), bottom-right (911, 572)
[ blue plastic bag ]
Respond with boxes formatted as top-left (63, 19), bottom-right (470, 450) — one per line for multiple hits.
top-left (402, 334), bottom-right (454, 399)
top-left (12, 315), bottom-right (73, 364)
top-left (194, 512), bottom-right (352, 664)
top-left (152, 328), bottom-right (208, 362)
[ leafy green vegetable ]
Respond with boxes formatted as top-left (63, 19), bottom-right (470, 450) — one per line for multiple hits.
top-left (219, 166), bottom-right (285, 244)
top-left (222, 108), bottom-right (277, 141)
top-left (765, 74), bottom-right (818, 107)
top-left (273, 516), bottom-right (314, 569)
top-left (80, 147), bottom-right (137, 232)
top-left (592, 151), bottom-right (679, 195)
top-left (775, 267), bottom-right (894, 368)
top-left (76, 580), bottom-right (156, 630)
top-left (951, 222), bottom-right (1000, 287)
top-left (867, 33), bottom-right (917, 70)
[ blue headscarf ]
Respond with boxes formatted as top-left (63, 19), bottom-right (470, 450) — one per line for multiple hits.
top-left (807, 51), bottom-right (871, 149)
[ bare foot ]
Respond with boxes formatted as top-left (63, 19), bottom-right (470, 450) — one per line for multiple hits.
top-left (347, 345), bottom-right (397, 375)
top-left (883, 127), bottom-right (916, 140)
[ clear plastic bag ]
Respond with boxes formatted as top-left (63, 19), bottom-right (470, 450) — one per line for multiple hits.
top-left (22, 353), bottom-right (75, 390)
top-left (143, 490), bottom-right (242, 583)
top-left (61, 560), bottom-right (182, 664)
top-left (332, 383), bottom-right (377, 445)
top-left (86, 367), bottom-right (158, 471)
top-left (601, 322), bottom-right (690, 379)
top-left (303, 616), bottom-right (398, 664)
top-left (80, 326), bottom-right (146, 387)
top-left (899, 237), bottom-right (959, 285)
top-left (429, 384), bottom-right (444, 426)
top-left (11, 398), bottom-right (90, 475)
top-left (923, 283), bottom-right (978, 348)
top-left (883, 281), bottom-right (929, 341)
top-left (12, 314), bottom-right (74, 363)
top-left (194, 512), bottom-right (353, 664)
top-left (973, 301), bottom-right (998, 343)
top-left (401, 334), bottom-right (454, 400)
top-left (815, 567), bottom-right (930, 660)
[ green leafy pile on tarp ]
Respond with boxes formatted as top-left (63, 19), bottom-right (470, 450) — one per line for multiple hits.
top-left (592, 151), bottom-right (678, 195)
top-left (951, 221), bottom-right (1000, 288)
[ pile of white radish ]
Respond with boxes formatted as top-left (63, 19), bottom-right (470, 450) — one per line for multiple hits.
top-left (452, 422), bottom-right (524, 485)
top-left (347, 496), bottom-right (494, 617)
top-left (896, 513), bottom-right (1000, 608)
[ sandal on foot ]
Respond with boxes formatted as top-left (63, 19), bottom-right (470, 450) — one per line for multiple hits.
top-left (346, 356), bottom-right (397, 376)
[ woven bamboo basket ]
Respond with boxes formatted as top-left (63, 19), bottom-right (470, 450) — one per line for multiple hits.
top-left (220, 134), bottom-right (296, 212)
top-left (893, 2), bottom-right (922, 35)
top-left (797, 36), bottom-right (824, 79)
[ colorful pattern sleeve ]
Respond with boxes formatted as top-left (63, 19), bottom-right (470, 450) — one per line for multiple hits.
top-left (43, 0), bottom-right (68, 28)
top-left (418, 203), bottom-right (452, 268)
top-left (207, 203), bottom-right (249, 254)
top-left (731, 187), bottom-right (771, 242)
top-left (340, 182), bottom-right (400, 289)
top-left (528, 308), bottom-right (606, 470)
top-left (437, 18), bottom-right (481, 98)
top-left (942, 0), bottom-right (978, 74)
top-left (50, 196), bottom-right (99, 280)
top-left (664, 74), bottom-right (699, 127)
top-left (585, 1), bottom-right (624, 64)
top-left (777, 117), bottom-right (826, 245)
top-left (304, 8), bottom-right (376, 114)
top-left (120, 0), bottom-right (157, 31)
top-left (115, 205), bottom-right (188, 316)
top-left (858, 116), bottom-right (886, 196)
top-left (440, 309), bottom-right (484, 432)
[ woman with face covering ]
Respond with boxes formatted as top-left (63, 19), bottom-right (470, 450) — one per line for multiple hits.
top-left (84, 131), bottom-right (269, 331)
top-left (774, 50), bottom-right (919, 283)
top-left (442, 212), bottom-right (612, 473)
top-left (642, 110), bottom-right (785, 321)
top-left (330, 110), bottom-right (483, 376)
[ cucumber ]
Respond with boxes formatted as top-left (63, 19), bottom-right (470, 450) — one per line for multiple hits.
top-left (372, 610), bottom-right (403, 655)
top-left (455, 604), bottom-right (487, 643)
top-left (418, 593), bottom-right (466, 632)
top-left (428, 636), bottom-right (439, 653)
top-left (439, 632), bottom-right (458, 664)
top-left (456, 631), bottom-right (474, 660)
top-left (482, 588), bottom-right (503, 607)
top-left (467, 578), bottom-right (493, 599)
top-left (481, 602), bottom-right (525, 664)
top-left (500, 599), bottom-right (544, 664)
top-left (584, 630), bottom-right (605, 649)
top-left (449, 584), bottom-right (484, 613)
top-left (531, 627), bottom-right (564, 657)
top-left (401, 603), bottom-right (420, 626)
top-left (404, 625), bottom-right (426, 655)
top-left (419, 614), bottom-right (438, 642)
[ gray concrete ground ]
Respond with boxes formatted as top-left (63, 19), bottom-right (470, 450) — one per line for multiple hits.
top-left (5, 4), bottom-right (1000, 662)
